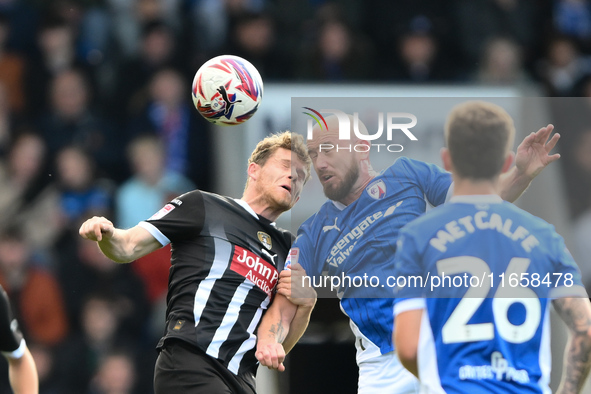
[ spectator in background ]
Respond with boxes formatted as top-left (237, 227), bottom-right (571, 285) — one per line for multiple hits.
top-left (37, 69), bottom-right (124, 181)
top-left (116, 135), bottom-right (194, 230)
top-left (57, 294), bottom-right (142, 394)
top-left (0, 13), bottom-right (25, 115)
top-left (56, 234), bottom-right (149, 340)
top-left (0, 132), bottom-right (61, 252)
top-left (298, 19), bottom-right (375, 81)
top-left (189, 0), bottom-right (265, 62)
top-left (87, 351), bottom-right (137, 394)
top-left (55, 146), bottom-right (113, 231)
top-left (127, 68), bottom-right (213, 190)
top-left (0, 0), bottom-right (39, 56)
top-left (224, 13), bottom-right (292, 80)
top-left (553, 0), bottom-right (591, 49)
top-left (476, 36), bottom-right (530, 84)
top-left (0, 82), bottom-right (20, 157)
top-left (0, 229), bottom-right (69, 347)
top-left (388, 15), bottom-right (455, 82)
top-left (112, 20), bottom-right (182, 121)
top-left (107, 0), bottom-right (182, 59)
top-left (454, 0), bottom-right (546, 77)
top-left (536, 35), bottom-right (591, 96)
top-left (25, 16), bottom-right (93, 119)
top-left (29, 343), bottom-right (60, 394)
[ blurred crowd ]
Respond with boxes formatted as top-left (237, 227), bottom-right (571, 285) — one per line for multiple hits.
top-left (0, 0), bottom-right (589, 393)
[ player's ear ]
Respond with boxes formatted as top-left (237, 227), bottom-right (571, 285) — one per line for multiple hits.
top-left (441, 147), bottom-right (453, 172)
top-left (501, 151), bottom-right (515, 174)
top-left (247, 162), bottom-right (260, 182)
top-left (356, 139), bottom-right (371, 160)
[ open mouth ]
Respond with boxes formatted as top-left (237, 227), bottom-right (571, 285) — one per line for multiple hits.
top-left (321, 174), bottom-right (333, 183)
top-left (281, 185), bottom-right (292, 193)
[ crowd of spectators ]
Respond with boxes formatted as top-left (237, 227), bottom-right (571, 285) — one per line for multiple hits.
top-left (0, 0), bottom-right (589, 392)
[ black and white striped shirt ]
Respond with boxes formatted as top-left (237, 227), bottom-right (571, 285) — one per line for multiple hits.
top-left (140, 190), bottom-right (292, 376)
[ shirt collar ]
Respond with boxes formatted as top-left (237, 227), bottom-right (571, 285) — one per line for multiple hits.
top-left (449, 194), bottom-right (503, 204)
top-left (234, 199), bottom-right (277, 226)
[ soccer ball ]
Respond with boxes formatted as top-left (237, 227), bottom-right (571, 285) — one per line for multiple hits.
top-left (191, 55), bottom-right (264, 126)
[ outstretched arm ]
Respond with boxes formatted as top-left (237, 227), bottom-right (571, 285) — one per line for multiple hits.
top-left (7, 346), bottom-right (38, 394)
top-left (499, 124), bottom-right (560, 202)
top-left (256, 264), bottom-right (316, 371)
top-left (553, 297), bottom-right (591, 394)
top-left (78, 216), bottom-right (162, 263)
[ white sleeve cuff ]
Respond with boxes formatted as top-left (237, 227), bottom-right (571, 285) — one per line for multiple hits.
top-left (2, 338), bottom-right (26, 359)
top-left (138, 221), bottom-right (170, 246)
top-left (394, 298), bottom-right (426, 317)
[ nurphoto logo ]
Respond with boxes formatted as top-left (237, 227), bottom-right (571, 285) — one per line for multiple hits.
top-left (302, 108), bottom-right (418, 152)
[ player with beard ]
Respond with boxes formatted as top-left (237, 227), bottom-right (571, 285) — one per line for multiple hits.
top-left (79, 131), bottom-right (313, 393)
top-left (256, 112), bottom-right (561, 393)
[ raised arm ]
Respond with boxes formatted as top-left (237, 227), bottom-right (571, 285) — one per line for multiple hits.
top-left (78, 216), bottom-right (162, 263)
top-left (7, 346), bottom-right (38, 394)
top-left (553, 297), bottom-right (591, 394)
top-left (256, 263), bottom-right (316, 371)
top-left (499, 124), bottom-right (560, 202)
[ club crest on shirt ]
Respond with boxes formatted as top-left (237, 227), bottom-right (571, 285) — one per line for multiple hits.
top-left (257, 231), bottom-right (272, 249)
top-left (367, 179), bottom-right (386, 200)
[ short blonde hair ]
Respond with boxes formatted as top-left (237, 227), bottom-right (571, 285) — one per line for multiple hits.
top-left (246, 131), bottom-right (311, 188)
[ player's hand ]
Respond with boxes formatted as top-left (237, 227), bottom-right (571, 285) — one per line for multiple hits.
top-left (515, 124), bottom-right (560, 179)
top-left (255, 342), bottom-right (286, 372)
top-left (277, 263), bottom-right (317, 308)
top-left (78, 216), bottom-right (115, 242)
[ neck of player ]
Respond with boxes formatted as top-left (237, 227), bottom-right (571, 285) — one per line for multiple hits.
top-left (339, 168), bottom-right (379, 206)
top-left (451, 175), bottom-right (501, 197)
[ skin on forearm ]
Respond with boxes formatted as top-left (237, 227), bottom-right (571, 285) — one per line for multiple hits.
top-left (97, 227), bottom-right (161, 263)
top-left (258, 294), bottom-right (297, 347)
top-left (553, 297), bottom-right (591, 394)
top-left (282, 303), bottom-right (314, 354)
top-left (498, 166), bottom-right (532, 202)
top-left (8, 348), bottom-right (38, 394)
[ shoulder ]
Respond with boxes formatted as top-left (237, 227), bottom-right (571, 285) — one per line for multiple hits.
top-left (384, 157), bottom-right (435, 179)
top-left (300, 200), bottom-right (338, 228)
top-left (502, 202), bottom-right (554, 230)
top-left (402, 203), bottom-right (452, 234)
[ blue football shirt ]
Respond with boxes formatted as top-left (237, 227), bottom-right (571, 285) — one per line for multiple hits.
top-left (292, 157), bottom-right (452, 362)
top-left (393, 195), bottom-right (586, 393)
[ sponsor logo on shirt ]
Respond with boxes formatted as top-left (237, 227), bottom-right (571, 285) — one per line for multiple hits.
top-left (231, 246), bottom-right (279, 296)
top-left (323, 217), bottom-right (341, 233)
top-left (285, 248), bottom-right (299, 270)
top-left (149, 203), bottom-right (175, 220)
top-left (458, 351), bottom-right (530, 384)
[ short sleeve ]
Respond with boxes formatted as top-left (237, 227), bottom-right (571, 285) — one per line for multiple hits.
top-left (399, 158), bottom-right (452, 207)
top-left (289, 228), bottom-right (324, 278)
top-left (141, 191), bottom-right (205, 245)
top-left (549, 231), bottom-right (587, 299)
top-left (0, 287), bottom-right (24, 357)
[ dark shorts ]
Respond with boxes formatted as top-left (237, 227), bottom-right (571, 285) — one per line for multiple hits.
top-left (154, 339), bottom-right (257, 394)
